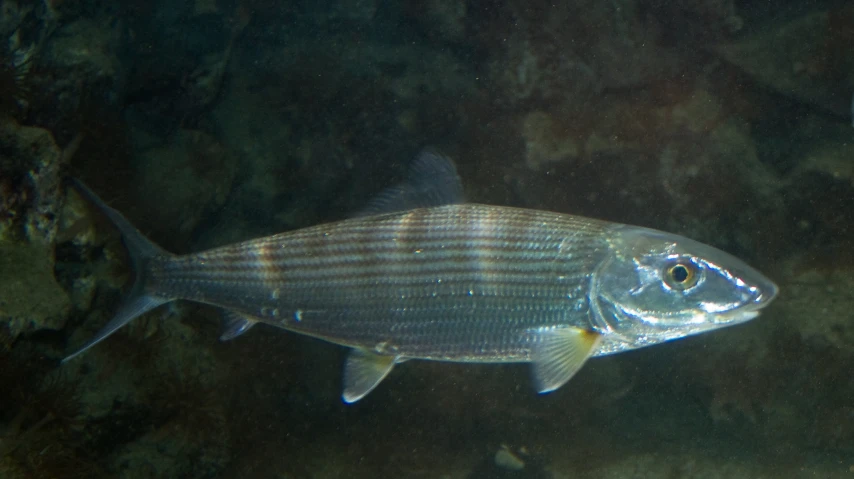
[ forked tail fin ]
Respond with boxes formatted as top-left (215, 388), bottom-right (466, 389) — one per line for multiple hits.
top-left (62, 179), bottom-right (173, 362)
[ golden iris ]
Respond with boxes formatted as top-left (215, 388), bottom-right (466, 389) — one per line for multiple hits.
top-left (665, 262), bottom-right (697, 289)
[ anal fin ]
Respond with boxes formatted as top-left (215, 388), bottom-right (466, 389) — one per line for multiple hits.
top-left (220, 311), bottom-right (259, 341)
top-left (342, 349), bottom-right (397, 403)
top-left (530, 327), bottom-right (602, 394)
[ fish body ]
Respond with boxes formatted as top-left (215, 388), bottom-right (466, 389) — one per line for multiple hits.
top-left (155, 204), bottom-right (611, 361)
top-left (64, 153), bottom-right (778, 402)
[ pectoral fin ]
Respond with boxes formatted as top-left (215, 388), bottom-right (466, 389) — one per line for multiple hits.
top-left (530, 327), bottom-right (602, 394)
top-left (342, 349), bottom-right (397, 403)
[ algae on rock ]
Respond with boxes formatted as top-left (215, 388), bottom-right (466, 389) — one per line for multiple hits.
top-left (0, 117), bottom-right (65, 245)
top-left (0, 241), bottom-right (71, 338)
top-left (0, 117), bottom-right (74, 339)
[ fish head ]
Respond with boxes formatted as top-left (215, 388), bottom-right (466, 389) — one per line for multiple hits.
top-left (589, 225), bottom-right (778, 348)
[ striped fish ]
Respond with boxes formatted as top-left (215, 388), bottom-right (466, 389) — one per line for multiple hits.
top-left (64, 152), bottom-right (777, 402)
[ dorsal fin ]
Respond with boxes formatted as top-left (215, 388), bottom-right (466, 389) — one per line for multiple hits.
top-left (355, 150), bottom-right (464, 217)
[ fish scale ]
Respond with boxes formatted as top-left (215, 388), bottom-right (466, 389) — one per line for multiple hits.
top-left (150, 204), bottom-right (611, 362)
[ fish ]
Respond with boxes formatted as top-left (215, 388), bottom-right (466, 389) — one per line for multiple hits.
top-left (63, 151), bottom-right (778, 403)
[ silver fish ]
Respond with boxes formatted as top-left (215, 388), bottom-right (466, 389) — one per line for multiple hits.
top-left (64, 152), bottom-right (778, 403)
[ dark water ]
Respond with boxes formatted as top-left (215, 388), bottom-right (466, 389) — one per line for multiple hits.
top-left (0, 1), bottom-right (852, 477)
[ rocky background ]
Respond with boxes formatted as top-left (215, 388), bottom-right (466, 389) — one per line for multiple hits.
top-left (0, 0), bottom-right (852, 477)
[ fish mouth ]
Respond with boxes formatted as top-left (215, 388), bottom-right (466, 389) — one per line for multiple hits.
top-left (712, 278), bottom-right (779, 324)
top-left (713, 309), bottom-right (760, 324)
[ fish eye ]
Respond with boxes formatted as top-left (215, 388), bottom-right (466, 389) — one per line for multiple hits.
top-left (664, 261), bottom-right (698, 290)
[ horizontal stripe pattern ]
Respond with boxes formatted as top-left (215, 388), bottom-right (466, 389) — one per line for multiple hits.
top-left (148, 204), bottom-right (614, 361)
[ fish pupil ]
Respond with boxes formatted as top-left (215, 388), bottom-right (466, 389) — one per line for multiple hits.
top-left (671, 264), bottom-right (689, 283)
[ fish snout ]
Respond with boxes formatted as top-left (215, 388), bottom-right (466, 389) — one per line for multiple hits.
top-left (720, 274), bottom-right (778, 324)
top-left (748, 277), bottom-right (778, 309)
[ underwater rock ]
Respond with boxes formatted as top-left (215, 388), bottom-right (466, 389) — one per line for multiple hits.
top-left (510, 82), bottom-right (786, 259)
top-left (28, 16), bottom-right (127, 141)
top-left (0, 0), bottom-right (63, 115)
top-left (714, 8), bottom-right (854, 117)
top-left (657, 116), bottom-right (784, 247)
top-left (203, 34), bottom-right (472, 244)
top-left (784, 125), bottom-right (854, 250)
top-left (494, 444), bottom-right (526, 471)
top-left (0, 457), bottom-right (27, 479)
top-left (106, 362), bottom-right (230, 478)
top-left (639, 0), bottom-right (744, 41)
top-left (521, 111), bottom-right (581, 171)
top-left (574, 451), bottom-right (773, 478)
top-left (764, 269), bottom-right (854, 454)
top-left (329, 0), bottom-right (379, 24)
top-left (0, 241), bottom-right (71, 338)
top-left (117, 1), bottom-right (238, 137)
top-left (468, 444), bottom-right (551, 479)
top-left (180, 6), bottom-right (250, 120)
top-left (403, 0), bottom-right (468, 44)
top-left (485, 24), bottom-right (599, 109)
top-left (477, 0), bottom-right (687, 110)
top-left (784, 266), bottom-right (854, 354)
top-left (53, 189), bottom-right (107, 312)
top-left (0, 116), bottom-right (66, 244)
top-left (797, 141), bottom-right (854, 188)
top-left (0, 118), bottom-right (74, 338)
top-left (126, 128), bottom-right (237, 251)
top-left (583, 4), bottom-right (683, 89)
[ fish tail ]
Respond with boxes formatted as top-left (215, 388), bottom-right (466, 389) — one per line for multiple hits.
top-left (62, 179), bottom-right (173, 363)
